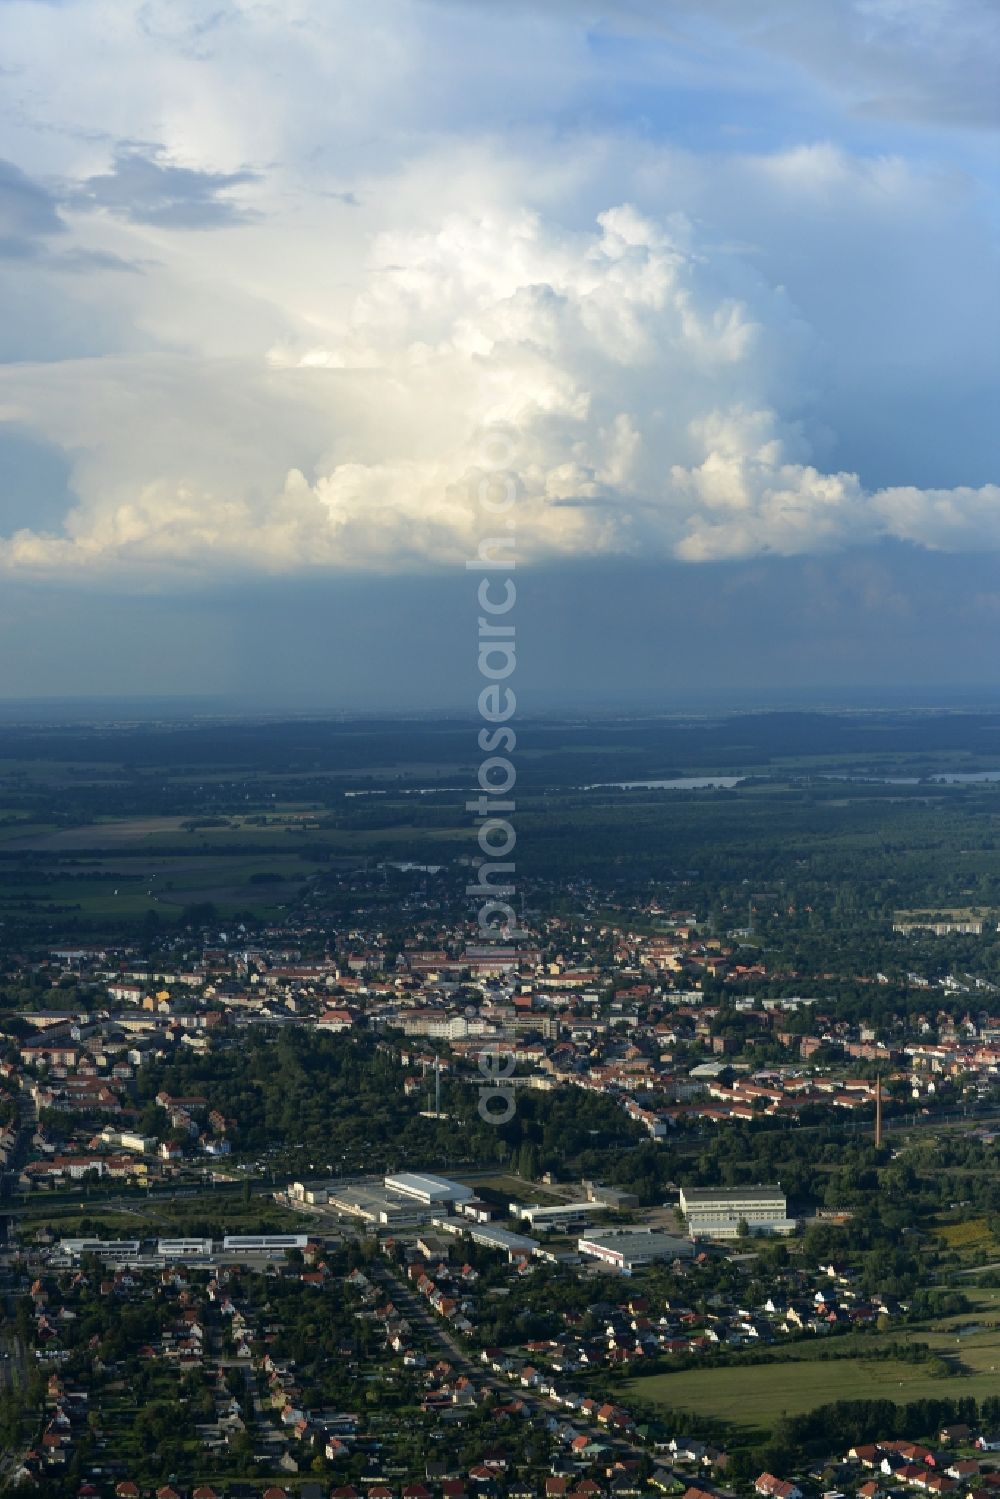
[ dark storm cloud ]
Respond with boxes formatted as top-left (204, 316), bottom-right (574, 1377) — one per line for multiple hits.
top-left (0, 158), bottom-right (142, 270)
top-left (0, 156), bottom-right (63, 258)
top-left (68, 145), bottom-right (259, 228)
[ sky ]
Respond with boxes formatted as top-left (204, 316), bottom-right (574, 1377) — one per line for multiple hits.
top-left (0, 0), bottom-right (997, 708)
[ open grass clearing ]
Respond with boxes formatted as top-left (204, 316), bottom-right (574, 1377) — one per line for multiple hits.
top-left (17, 1205), bottom-right (164, 1237)
top-left (937, 1217), bottom-right (1000, 1255)
top-left (624, 1292), bottom-right (1000, 1436)
top-left (623, 1353), bottom-right (1000, 1434)
top-left (460, 1173), bottom-right (566, 1207)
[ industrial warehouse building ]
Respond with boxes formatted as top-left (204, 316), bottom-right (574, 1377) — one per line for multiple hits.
top-left (510, 1200), bottom-right (592, 1230)
top-left (326, 1183), bottom-right (428, 1227)
top-left (577, 1227), bottom-right (695, 1273)
top-left (679, 1184), bottom-right (795, 1240)
top-left (57, 1234), bottom-right (311, 1265)
top-left (383, 1171), bottom-right (476, 1208)
top-left (291, 1171), bottom-right (475, 1227)
top-left (434, 1215), bottom-right (540, 1258)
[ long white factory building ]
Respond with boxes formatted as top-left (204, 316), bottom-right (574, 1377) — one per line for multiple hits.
top-left (56, 1234), bottom-right (311, 1265)
top-left (383, 1172), bottom-right (475, 1208)
top-left (577, 1227), bottom-right (695, 1273)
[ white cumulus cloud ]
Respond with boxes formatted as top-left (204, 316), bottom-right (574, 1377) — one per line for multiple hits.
top-left (0, 191), bottom-right (996, 578)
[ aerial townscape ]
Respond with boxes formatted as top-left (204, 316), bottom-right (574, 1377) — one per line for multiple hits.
top-left (1, 0), bottom-right (998, 1497)
top-left (3, 711), bottom-right (1000, 1499)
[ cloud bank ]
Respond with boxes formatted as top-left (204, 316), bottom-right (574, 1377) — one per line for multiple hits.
top-left (0, 0), bottom-right (995, 582)
top-left (1, 193), bottom-right (996, 578)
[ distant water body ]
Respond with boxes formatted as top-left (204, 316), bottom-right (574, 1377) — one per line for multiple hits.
top-left (585, 776), bottom-right (745, 791)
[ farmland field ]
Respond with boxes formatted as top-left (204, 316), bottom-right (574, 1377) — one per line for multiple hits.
top-left (623, 1297), bottom-right (1000, 1437)
top-left (622, 1351), bottom-right (1000, 1434)
top-left (8, 708), bottom-right (1000, 938)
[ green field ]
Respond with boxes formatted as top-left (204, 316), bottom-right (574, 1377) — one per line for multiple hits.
top-left (623, 1309), bottom-right (1000, 1436)
top-left (623, 1354), bottom-right (1000, 1433)
top-left (461, 1173), bottom-right (569, 1208)
top-left (12, 1187), bottom-right (305, 1241)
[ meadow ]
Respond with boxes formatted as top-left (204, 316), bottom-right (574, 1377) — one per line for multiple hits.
top-left (623, 1290), bottom-right (1000, 1438)
top-left (622, 1351), bottom-right (1000, 1436)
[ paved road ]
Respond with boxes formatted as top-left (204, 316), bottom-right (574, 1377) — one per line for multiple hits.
top-left (0, 1330), bottom-right (29, 1395)
top-left (373, 1261), bottom-right (473, 1371)
top-left (0, 1097), bottom-right (34, 1442)
top-left (0, 1282), bottom-right (33, 1489)
top-left (371, 1259), bottom-right (662, 1469)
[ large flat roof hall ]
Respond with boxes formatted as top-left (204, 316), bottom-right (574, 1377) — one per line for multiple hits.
top-left (383, 1172), bottom-right (476, 1206)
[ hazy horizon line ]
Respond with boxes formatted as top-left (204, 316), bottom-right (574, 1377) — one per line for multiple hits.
top-left (2, 685), bottom-right (1000, 726)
